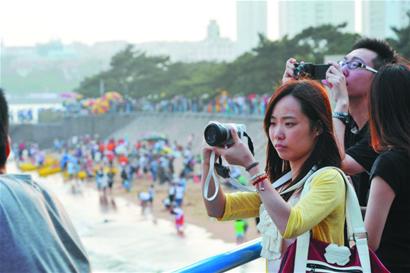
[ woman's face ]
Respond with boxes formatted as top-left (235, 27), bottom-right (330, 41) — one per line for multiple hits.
top-left (269, 95), bottom-right (318, 170)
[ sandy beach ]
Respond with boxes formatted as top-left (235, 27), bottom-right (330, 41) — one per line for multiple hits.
top-left (115, 170), bottom-right (261, 245)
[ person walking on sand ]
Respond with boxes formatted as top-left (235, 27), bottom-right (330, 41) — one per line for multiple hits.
top-left (96, 166), bottom-right (108, 201)
top-left (139, 191), bottom-right (151, 217)
top-left (234, 219), bottom-right (248, 244)
top-left (148, 184), bottom-right (155, 209)
top-left (171, 207), bottom-right (185, 237)
top-left (107, 166), bottom-right (115, 195)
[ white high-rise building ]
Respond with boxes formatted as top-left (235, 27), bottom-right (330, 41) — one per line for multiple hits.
top-left (207, 20), bottom-right (220, 41)
top-left (279, 1), bottom-right (355, 38)
top-left (362, 0), bottom-right (410, 39)
top-left (236, 0), bottom-right (267, 54)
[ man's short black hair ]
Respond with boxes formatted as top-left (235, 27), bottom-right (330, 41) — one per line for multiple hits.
top-left (352, 38), bottom-right (397, 69)
top-left (0, 88), bottom-right (9, 167)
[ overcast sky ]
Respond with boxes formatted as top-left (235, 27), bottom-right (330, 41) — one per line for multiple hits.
top-left (0, 0), bottom-right (285, 46)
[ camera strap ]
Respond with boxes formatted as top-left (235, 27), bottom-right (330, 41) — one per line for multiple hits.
top-left (203, 151), bottom-right (221, 201)
top-left (244, 132), bottom-right (254, 155)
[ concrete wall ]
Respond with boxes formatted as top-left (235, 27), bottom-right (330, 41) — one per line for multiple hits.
top-left (10, 114), bottom-right (136, 149)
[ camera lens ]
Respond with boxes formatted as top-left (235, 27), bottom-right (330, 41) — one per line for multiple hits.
top-left (204, 123), bottom-right (228, 146)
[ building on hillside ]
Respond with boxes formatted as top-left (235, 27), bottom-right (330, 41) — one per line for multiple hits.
top-left (134, 20), bottom-right (237, 63)
top-left (236, 0), bottom-right (267, 54)
top-left (278, 1), bottom-right (355, 38)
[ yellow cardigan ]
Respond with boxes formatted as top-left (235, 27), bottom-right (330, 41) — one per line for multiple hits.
top-left (219, 168), bottom-right (346, 245)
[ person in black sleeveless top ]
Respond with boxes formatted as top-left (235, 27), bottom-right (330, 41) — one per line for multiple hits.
top-left (366, 64), bottom-right (410, 272)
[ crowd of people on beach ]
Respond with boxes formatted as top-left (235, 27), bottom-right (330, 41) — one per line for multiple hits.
top-left (14, 132), bottom-right (200, 235)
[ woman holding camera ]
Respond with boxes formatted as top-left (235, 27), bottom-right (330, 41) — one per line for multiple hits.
top-left (202, 80), bottom-right (346, 271)
top-left (365, 64), bottom-right (410, 272)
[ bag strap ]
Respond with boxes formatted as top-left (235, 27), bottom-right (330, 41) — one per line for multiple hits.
top-left (293, 167), bottom-right (371, 273)
top-left (343, 169), bottom-right (371, 273)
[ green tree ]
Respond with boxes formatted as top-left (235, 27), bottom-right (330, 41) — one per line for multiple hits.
top-left (76, 24), bottom-right (364, 100)
top-left (76, 45), bottom-right (170, 98)
top-left (214, 25), bottom-right (359, 96)
top-left (163, 61), bottom-right (224, 99)
top-left (292, 23), bottom-right (361, 62)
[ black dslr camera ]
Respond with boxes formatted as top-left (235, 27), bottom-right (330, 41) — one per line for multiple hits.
top-left (204, 121), bottom-right (246, 148)
top-left (293, 63), bottom-right (330, 80)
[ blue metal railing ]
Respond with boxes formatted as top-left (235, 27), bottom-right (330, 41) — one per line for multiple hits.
top-left (170, 238), bottom-right (262, 273)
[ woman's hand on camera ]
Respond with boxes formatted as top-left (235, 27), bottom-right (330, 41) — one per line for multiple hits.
top-left (215, 127), bottom-right (255, 168)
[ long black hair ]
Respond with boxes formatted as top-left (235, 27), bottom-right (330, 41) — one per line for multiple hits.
top-left (370, 64), bottom-right (410, 156)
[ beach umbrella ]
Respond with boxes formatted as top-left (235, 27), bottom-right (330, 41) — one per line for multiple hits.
top-left (92, 98), bottom-right (110, 114)
top-left (103, 91), bottom-right (123, 102)
top-left (141, 133), bottom-right (167, 142)
top-left (82, 98), bottom-right (96, 108)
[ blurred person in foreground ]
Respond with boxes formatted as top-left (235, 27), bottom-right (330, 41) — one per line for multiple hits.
top-left (202, 80), bottom-right (346, 271)
top-left (365, 64), bottom-right (410, 272)
top-left (0, 89), bottom-right (90, 273)
top-left (283, 38), bottom-right (398, 207)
